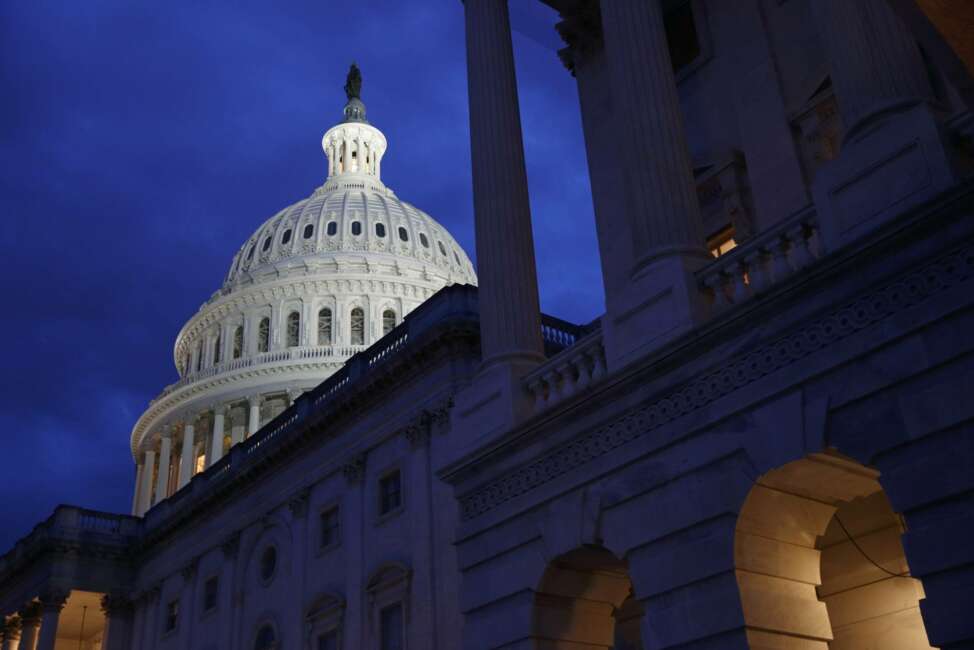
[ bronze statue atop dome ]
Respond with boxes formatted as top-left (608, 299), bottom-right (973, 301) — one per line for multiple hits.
top-left (344, 63), bottom-right (362, 101)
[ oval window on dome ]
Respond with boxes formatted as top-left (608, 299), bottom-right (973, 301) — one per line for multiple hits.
top-left (246, 244), bottom-right (256, 261)
top-left (398, 227), bottom-right (409, 242)
top-left (303, 223), bottom-right (314, 239)
top-left (437, 240), bottom-right (447, 256)
top-left (375, 223), bottom-right (386, 238)
top-left (351, 221), bottom-right (362, 236)
top-left (327, 221), bottom-right (338, 236)
top-left (281, 229), bottom-right (292, 245)
top-left (453, 250), bottom-right (461, 265)
top-left (420, 233), bottom-right (430, 248)
top-left (262, 237), bottom-right (272, 252)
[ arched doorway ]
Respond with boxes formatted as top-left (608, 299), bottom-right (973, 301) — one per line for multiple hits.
top-left (735, 451), bottom-right (935, 649)
top-left (534, 546), bottom-right (643, 649)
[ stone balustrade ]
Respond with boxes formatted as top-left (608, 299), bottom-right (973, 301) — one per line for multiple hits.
top-left (698, 206), bottom-right (821, 311)
top-left (524, 331), bottom-right (607, 415)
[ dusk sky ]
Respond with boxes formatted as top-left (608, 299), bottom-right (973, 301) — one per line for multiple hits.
top-left (0, 1), bottom-right (603, 551)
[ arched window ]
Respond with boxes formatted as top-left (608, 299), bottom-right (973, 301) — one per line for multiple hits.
top-left (303, 223), bottom-right (314, 239)
top-left (246, 244), bottom-right (256, 261)
top-left (351, 221), bottom-right (362, 236)
top-left (453, 250), bottom-right (461, 265)
top-left (382, 309), bottom-right (397, 336)
top-left (350, 307), bottom-right (365, 346)
top-left (437, 240), bottom-right (447, 256)
top-left (213, 332), bottom-right (222, 365)
top-left (419, 233), bottom-right (430, 248)
top-left (262, 237), bottom-right (272, 252)
top-left (232, 326), bottom-right (243, 359)
top-left (318, 308), bottom-right (333, 345)
top-left (253, 624), bottom-right (276, 650)
top-left (375, 223), bottom-right (386, 238)
top-left (327, 221), bottom-right (337, 236)
top-left (397, 227), bottom-right (408, 242)
top-left (286, 311), bottom-right (300, 348)
top-left (281, 228), bottom-right (292, 245)
top-left (257, 317), bottom-right (270, 353)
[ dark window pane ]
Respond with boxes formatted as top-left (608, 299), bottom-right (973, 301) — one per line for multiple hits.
top-left (419, 233), bottom-right (429, 248)
top-left (380, 470), bottom-right (402, 514)
top-left (303, 223), bottom-right (315, 239)
top-left (327, 221), bottom-right (338, 236)
top-left (376, 223), bottom-right (386, 237)
top-left (664, 1), bottom-right (700, 71)
top-left (282, 228), bottom-right (292, 244)
top-left (398, 227), bottom-right (408, 242)
top-left (351, 221), bottom-right (362, 236)
top-left (262, 237), bottom-right (272, 252)
top-left (203, 576), bottom-right (218, 612)
top-left (255, 625), bottom-right (276, 650)
top-left (260, 546), bottom-right (277, 582)
top-left (320, 506), bottom-right (340, 548)
top-left (380, 603), bottom-right (404, 650)
top-left (318, 630), bottom-right (339, 650)
top-left (165, 600), bottom-right (179, 632)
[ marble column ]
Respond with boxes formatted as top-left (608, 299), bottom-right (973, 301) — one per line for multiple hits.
top-left (153, 430), bottom-right (172, 505)
top-left (138, 450), bottom-right (156, 516)
top-left (463, 0), bottom-right (544, 368)
top-left (813, 0), bottom-right (934, 140)
top-left (1, 616), bottom-right (21, 650)
top-left (178, 420), bottom-right (195, 489)
top-left (247, 395), bottom-right (262, 438)
top-left (16, 604), bottom-right (40, 650)
top-left (35, 591), bottom-right (68, 650)
top-left (100, 595), bottom-right (133, 650)
top-left (130, 463), bottom-right (144, 516)
top-left (209, 405), bottom-right (227, 466)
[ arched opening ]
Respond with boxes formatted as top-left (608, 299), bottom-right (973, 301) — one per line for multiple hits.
top-left (382, 309), bottom-right (397, 336)
top-left (350, 307), bottom-right (365, 346)
top-left (534, 546), bottom-right (643, 649)
top-left (286, 311), bottom-right (300, 348)
top-left (257, 317), bottom-right (270, 353)
top-left (213, 332), bottom-right (222, 365)
top-left (233, 325), bottom-right (244, 359)
top-left (735, 451), bottom-right (934, 650)
top-left (318, 308), bottom-right (333, 346)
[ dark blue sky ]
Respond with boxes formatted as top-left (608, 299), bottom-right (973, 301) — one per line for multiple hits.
top-left (0, 1), bottom-right (602, 550)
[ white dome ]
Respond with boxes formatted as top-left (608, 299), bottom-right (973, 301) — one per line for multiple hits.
top-left (129, 74), bottom-right (476, 464)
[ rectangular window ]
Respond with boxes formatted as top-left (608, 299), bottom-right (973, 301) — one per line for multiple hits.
top-left (379, 470), bottom-right (402, 515)
top-left (203, 576), bottom-right (218, 612)
top-left (380, 603), bottom-right (404, 650)
top-left (320, 505), bottom-right (341, 549)
top-left (165, 599), bottom-right (179, 633)
top-left (318, 630), bottom-right (339, 650)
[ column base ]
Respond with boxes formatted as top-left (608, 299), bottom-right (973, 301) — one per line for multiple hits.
top-left (602, 252), bottom-right (710, 372)
top-left (446, 356), bottom-right (541, 463)
top-left (814, 101), bottom-right (963, 252)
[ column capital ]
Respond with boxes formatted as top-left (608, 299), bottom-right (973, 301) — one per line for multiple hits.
top-left (100, 593), bottom-right (134, 618)
top-left (247, 393), bottom-right (263, 406)
top-left (556, 0), bottom-right (603, 76)
top-left (38, 588), bottom-right (69, 613)
top-left (286, 386), bottom-right (304, 403)
top-left (210, 402), bottom-right (230, 416)
top-left (18, 601), bottom-right (41, 626)
top-left (1, 615), bottom-right (21, 641)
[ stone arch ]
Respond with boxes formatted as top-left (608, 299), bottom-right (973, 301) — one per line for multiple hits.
top-left (533, 545), bottom-right (642, 649)
top-left (734, 451), bottom-right (934, 650)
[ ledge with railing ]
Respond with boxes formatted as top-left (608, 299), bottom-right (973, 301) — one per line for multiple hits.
top-left (524, 329), bottom-right (607, 415)
top-left (697, 206), bottom-right (821, 311)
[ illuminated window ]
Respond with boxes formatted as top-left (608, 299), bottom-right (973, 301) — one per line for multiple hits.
top-left (318, 308), bottom-right (333, 346)
top-left (303, 223), bottom-right (315, 239)
top-left (707, 226), bottom-right (737, 258)
top-left (164, 599), bottom-right (179, 633)
top-left (320, 505), bottom-right (341, 549)
top-left (350, 308), bottom-right (365, 346)
top-left (327, 221), bottom-right (338, 236)
top-left (233, 326), bottom-right (243, 359)
top-left (257, 317), bottom-right (270, 353)
top-left (203, 576), bottom-right (218, 612)
top-left (380, 603), bottom-right (404, 650)
top-left (195, 449), bottom-right (205, 475)
top-left (379, 470), bottom-right (402, 515)
top-left (398, 227), bottom-right (409, 242)
top-left (286, 311), bottom-right (300, 348)
top-left (382, 309), bottom-right (397, 336)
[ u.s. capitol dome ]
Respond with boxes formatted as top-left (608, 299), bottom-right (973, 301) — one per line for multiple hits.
top-left (129, 67), bottom-right (476, 513)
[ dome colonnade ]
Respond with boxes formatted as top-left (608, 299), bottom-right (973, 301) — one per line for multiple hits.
top-left (130, 68), bottom-right (476, 515)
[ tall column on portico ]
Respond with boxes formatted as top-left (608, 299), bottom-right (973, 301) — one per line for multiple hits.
top-left (209, 405), bottom-right (227, 466)
top-left (35, 591), bottom-right (67, 650)
top-left (178, 420), bottom-right (195, 489)
top-left (137, 450), bottom-right (155, 516)
top-left (100, 595), bottom-right (133, 650)
top-left (16, 604), bottom-right (39, 650)
top-left (153, 429), bottom-right (172, 505)
top-left (247, 395), bottom-right (261, 437)
top-left (813, 0), bottom-right (934, 140)
top-left (463, 0), bottom-right (544, 369)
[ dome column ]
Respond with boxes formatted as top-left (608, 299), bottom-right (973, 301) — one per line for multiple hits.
top-left (247, 395), bottom-right (262, 438)
top-left (153, 428), bottom-right (173, 506)
top-left (137, 449), bottom-right (155, 516)
top-left (177, 419), bottom-right (196, 489)
top-left (209, 405), bottom-right (227, 466)
top-left (451, 0), bottom-right (544, 455)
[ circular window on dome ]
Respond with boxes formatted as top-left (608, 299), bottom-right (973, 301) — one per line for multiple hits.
top-left (259, 546), bottom-right (277, 584)
top-left (303, 224), bottom-right (314, 239)
top-left (327, 221), bottom-right (338, 236)
top-left (262, 237), bottom-right (272, 252)
top-left (254, 624), bottom-right (276, 650)
top-left (375, 223), bottom-right (386, 238)
top-left (281, 229), bottom-right (292, 245)
top-left (419, 233), bottom-right (429, 248)
top-left (351, 221), bottom-right (362, 236)
top-left (398, 227), bottom-right (409, 242)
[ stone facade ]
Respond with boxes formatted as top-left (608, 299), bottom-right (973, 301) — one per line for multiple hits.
top-left (2, 1), bottom-right (973, 649)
